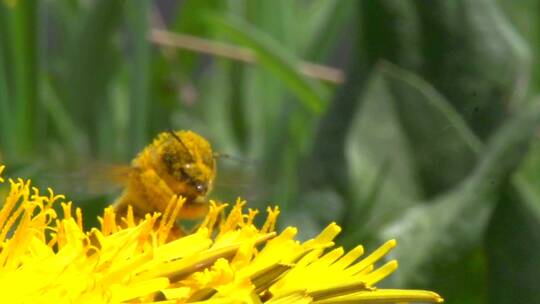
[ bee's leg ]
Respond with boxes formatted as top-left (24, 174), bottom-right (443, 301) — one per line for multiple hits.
top-left (139, 169), bottom-right (198, 240)
top-left (112, 192), bottom-right (129, 215)
top-left (178, 203), bottom-right (209, 220)
top-left (180, 200), bottom-right (226, 235)
top-left (174, 203), bottom-right (210, 235)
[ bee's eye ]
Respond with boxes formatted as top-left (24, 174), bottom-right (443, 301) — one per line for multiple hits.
top-left (195, 183), bottom-right (207, 194)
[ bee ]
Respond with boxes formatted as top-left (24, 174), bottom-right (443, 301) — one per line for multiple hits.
top-left (113, 130), bottom-right (216, 221)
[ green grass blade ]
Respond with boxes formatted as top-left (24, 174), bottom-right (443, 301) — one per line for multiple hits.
top-left (127, 0), bottom-right (150, 152)
top-left (5, 1), bottom-right (37, 157)
top-left (63, 0), bottom-right (124, 150)
top-left (0, 41), bottom-right (13, 155)
top-left (41, 77), bottom-right (84, 156)
top-left (301, 0), bottom-right (356, 61)
top-left (206, 14), bottom-right (328, 114)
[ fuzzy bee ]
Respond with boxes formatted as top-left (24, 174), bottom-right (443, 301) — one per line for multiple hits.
top-left (113, 130), bottom-right (216, 221)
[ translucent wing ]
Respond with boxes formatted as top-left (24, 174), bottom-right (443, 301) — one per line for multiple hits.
top-left (36, 162), bottom-right (133, 201)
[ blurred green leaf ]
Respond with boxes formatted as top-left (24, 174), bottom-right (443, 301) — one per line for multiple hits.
top-left (198, 61), bottom-right (237, 151)
top-left (414, 0), bottom-right (531, 138)
top-left (205, 14), bottom-right (328, 114)
top-left (246, 0), bottom-right (297, 49)
top-left (340, 157), bottom-right (391, 247)
top-left (239, 67), bottom-right (269, 158)
top-left (498, 0), bottom-right (540, 92)
top-left (41, 78), bottom-right (85, 158)
top-left (359, 0), bottom-right (421, 70)
top-left (243, 1), bottom-right (299, 188)
top-left (485, 176), bottom-right (540, 304)
top-left (371, 63), bottom-right (540, 302)
top-left (63, 0), bottom-right (124, 150)
top-left (99, 71), bottom-right (130, 162)
top-left (301, 61), bottom-right (369, 196)
top-left (205, 11), bottom-right (330, 210)
top-left (227, 62), bottom-right (248, 151)
top-left (381, 100), bottom-right (540, 288)
top-left (0, 42), bottom-right (12, 155)
top-left (381, 62), bottom-right (482, 197)
top-left (304, 0), bottom-right (422, 204)
top-left (127, 0), bottom-right (151, 152)
top-left (301, 0), bottom-right (356, 61)
top-left (169, 1), bottom-right (223, 77)
top-left (3, 1), bottom-right (38, 157)
top-left (344, 71), bottom-right (422, 234)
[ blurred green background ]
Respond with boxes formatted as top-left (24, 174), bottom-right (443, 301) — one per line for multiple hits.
top-left (1, 1), bottom-right (540, 303)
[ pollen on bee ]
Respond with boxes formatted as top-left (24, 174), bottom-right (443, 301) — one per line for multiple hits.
top-left (112, 130), bottom-right (217, 223)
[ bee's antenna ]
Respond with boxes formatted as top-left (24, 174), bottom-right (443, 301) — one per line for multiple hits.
top-left (168, 129), bottom-right (191, 154)
top-left (213, 152), bottom-right (255, 165)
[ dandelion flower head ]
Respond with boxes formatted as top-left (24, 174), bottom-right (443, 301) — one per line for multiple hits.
top-left (0, 165), bottom-right (443, 303)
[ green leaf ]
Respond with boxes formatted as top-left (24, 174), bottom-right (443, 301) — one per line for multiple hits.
top-left (205, 14), bottom-right (328, 114)
top-left (381, 100), bottom-right (540, 288)
top-left (242, 1), bottom-right (302, 185)
top-left (359, 0), bottom-right (421, 70)
top-left (340, 157), bottom-right (392, 247)
top-left (126, 0), bottom-right (151, 152)
top-left (343, 71), bottom-right (422, 234)
top-left (414, 0), bottom-right (531, 138)
top-left (0, 38), bottom-right (13, 155)
top-left (41, 77), bottom-right (85, 158)
top-left (63, 0), bottom-right (124, 150)
top-left (380, 62), bottom-right (482, 197)
top-left (485, 177), bottom-right (540, 304)
top-left (199, 61), bottom-right (238, 151)
top-left (300, 0), bottom-right (356, 61)
top-left (370, 64), bottom-right (540, 302)
top-left (169, 1), bottom-right (224, 77)
top-left (498, 0), bottom-right (540, 93)
top-left (3, 1), bottom-right (38, 157)
top-left (245, 0), bottom-right (297, 49)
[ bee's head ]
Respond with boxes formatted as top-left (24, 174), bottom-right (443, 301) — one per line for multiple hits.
top-left (159, 130), bottom-right (216, 196)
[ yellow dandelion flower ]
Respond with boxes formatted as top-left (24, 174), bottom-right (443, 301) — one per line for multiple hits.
top-left (0, 165), bottom-right (443, 303)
